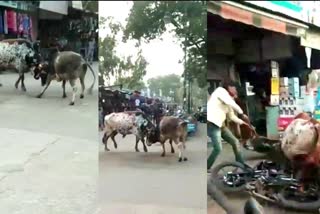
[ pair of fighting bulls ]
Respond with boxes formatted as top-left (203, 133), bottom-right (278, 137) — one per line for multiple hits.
top-left (102, 111), bottom-right (188, 162)
top-left (0, 39), bottom-right (96, 105)
top-left (239, 112), bottom-right (320, 182)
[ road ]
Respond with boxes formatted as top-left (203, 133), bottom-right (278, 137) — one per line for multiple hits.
top-left (207, 144), bottom-right (314, 214)
top-left (0, 63), bottom-right (98, 214)
top-left (98, 123), bottom-right (207, 214)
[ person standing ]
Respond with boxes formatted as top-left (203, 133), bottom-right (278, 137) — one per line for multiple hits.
top-left (86, 38), bottom-right (95, 64)
top-left (207, 81), bottom-right (253, 171)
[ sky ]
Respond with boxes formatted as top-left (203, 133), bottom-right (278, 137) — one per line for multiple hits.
top-left (99, 1), bottom-right (184, 85)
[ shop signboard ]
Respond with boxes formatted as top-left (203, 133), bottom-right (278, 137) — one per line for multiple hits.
top-left (245, 1), bottom-right (308, 22)
top-left (0, 1), bottom-right (17, 9)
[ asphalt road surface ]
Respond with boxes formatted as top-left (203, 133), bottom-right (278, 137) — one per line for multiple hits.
top-left (0, 63), bottom-right (98, 214)
top-left (98, 123), bottom-right (207, 214)
top-left (207, 143), bottom-right (315, 214)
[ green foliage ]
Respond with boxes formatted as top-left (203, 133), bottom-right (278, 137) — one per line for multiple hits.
top-left (147, 74), bottom-right (182, 102)
top-left (83, 1), bottom-right (98, 13)
top-left (99, 17), bottom-right (148, 89)
top-left (124, 1), bottom-right (207, 87)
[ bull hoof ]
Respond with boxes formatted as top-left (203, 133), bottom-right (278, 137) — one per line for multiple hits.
top-left (69, 102), bottom-right (75, 106)
top-left (80, 94), bottom-right (84, 99)
top-left (135, 149), bottom-right (140, 152)
top-left (143, 147), bottom-right (148, 152)
top-left (36, 94), bottom-right (42, 99)
top-left (0, 83), bottom-right (2, 87)
top-left (15, 84), bottom-right (18, 89)
top-left (105, 147), bottom-right (110, 151)
top-left (171, 150), bottom-right (175, 154)
top-left (21, 86), bottom-right (26, 92)
top-left (178, 157), bottom-right (182, 162)
top-left (161, 153), bottom-right (165, 157)
top-left (62, 94), bottom-right (67, 98)
top-left (183, 157), bottom-right (188, 161)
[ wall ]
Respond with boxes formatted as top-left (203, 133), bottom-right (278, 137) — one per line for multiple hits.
top-left (39, 1), bottom-right (68, 15)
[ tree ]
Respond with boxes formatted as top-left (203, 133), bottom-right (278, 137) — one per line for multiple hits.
top-left (147, 74), bottom-right (182, 102)
top-left (99, 17), bottom-right (148, 89)
top-left (123, 1), bottom-right (207, 87)
top-left (82, 1), bottom-right (98, 13)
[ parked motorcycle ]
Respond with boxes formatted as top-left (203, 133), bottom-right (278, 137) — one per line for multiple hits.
top-left (211, 160), bottom-right (320, 212)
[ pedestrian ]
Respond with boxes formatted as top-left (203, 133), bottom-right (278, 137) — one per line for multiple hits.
top-left (86, 37), bottom-right (95, 64)
top-left (207, 80), bottom-right (253, 172)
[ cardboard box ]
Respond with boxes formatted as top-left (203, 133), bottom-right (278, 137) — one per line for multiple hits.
top-left (270, 95), bottom-right (280, 105)
top-left (279, 97), bottom-right (296, 106)
top-left (289, 84), bottom-right (300, 98)
top-left (271, 78), bottom-right (280, 95)
top-left (300, 86), bottom-right (306, 97)
top-left (280, 77), bottom-right (289, 86)
top-left (272, 68), bottom-right (279, 78)
top-left (279, 86), bottom-right (289, 97)
top-left (289, 77), bottom-right (299, 84)
top-left (271, 61), bottom-right (279, 69)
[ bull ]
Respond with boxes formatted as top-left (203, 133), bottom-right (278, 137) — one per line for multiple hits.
top-left (146, 116), bottom-right (188, 162)
top-left (33, 50), bottom-right (96, 105)
top-left (102, 111), bottom-right (155, 152)
top-left (0, 39), bottom-right (40, 91)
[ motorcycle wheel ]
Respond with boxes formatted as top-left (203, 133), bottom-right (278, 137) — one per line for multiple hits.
top-left (211, 161), bottom-right (253, 193)
top-left (277, 185), bottom-right (320, 212)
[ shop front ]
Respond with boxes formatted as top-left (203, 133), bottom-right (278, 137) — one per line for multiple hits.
top-left (0, 1), bottom-right (38, 41)
top-left (207, 1), bottom-right (320, 138)
top-left (38, 1), bottom-right (98, 58)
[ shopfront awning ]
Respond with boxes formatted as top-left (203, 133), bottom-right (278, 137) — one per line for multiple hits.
top-left (207, 1), bottom-right (308, 38)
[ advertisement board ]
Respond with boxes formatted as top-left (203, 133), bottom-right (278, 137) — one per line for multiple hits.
top-left (0, 1), bottom-right (17, 9)
top-left (245, 1), bottom-right (320, 27)
top-left (245, 1), bottom-right (307, 22)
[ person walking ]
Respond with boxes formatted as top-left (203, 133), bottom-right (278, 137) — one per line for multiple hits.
top-left (86, 38), bottom-right (95, 64)
top-left (207, 81), bottom-right (253, 171)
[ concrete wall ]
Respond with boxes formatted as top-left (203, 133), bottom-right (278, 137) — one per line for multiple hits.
top-left (39, 1), bottom-right (68, 16)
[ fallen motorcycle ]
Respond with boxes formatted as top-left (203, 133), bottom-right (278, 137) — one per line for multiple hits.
top-left (211, 160), bottom-right (320, 212)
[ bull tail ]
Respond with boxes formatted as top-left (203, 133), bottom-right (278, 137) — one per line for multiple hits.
top-left (82, 59), bottom-right (96, 95)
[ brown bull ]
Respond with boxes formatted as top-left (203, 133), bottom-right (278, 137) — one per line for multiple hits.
top-left (146, 116), bottom-right (188, 162)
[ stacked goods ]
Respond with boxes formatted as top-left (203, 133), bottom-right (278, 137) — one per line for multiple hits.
top-left (278, 77), bottom-right (302, 139)
top-left (270, 61), bottom-right (280, 106)
top-left (289, 77), bottom-right (300, 98)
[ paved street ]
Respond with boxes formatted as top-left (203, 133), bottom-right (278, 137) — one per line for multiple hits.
top-left (207, 144), bottom-right (313, 214)
top-left (0, 63), bottom-right (98, 214)
top-left (98, 123), bottom-right (207, 214)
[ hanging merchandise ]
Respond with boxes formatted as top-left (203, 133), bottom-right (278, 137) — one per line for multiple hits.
top-left (22, 14), bottom-right (30, 36)
top-left (17, 13), bottom-right (23, 35)
top-left (3, 10), bottom-right (8, 34)
top-left (7, 10), bottom-right (17, 34)
top-left (0, 10), bottom-right (4, 34)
